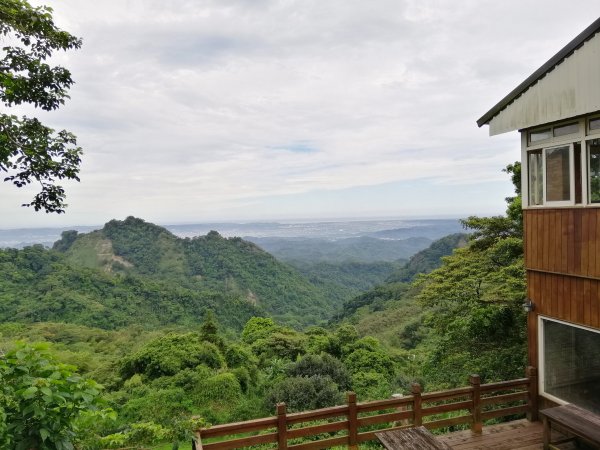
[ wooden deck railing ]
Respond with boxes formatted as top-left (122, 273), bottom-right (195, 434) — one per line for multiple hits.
top-left (194, 366), bottom-right (538, 450)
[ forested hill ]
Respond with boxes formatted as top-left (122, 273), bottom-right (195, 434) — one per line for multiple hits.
top-left (0, 217), bottom-right (340, 329)
top-left (332, 233), bottom-right (467, 325)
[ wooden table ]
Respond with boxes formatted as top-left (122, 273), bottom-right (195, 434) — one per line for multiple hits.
top-left (376, 426), bottom-right (453, 450)
top-left (540, 404), bottom-right (600, 449)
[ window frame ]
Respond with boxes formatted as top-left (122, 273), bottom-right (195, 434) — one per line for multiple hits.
top-left (538, 316), bottom-right (600, 405)
top-left (522, 117), bottom-right (588, 209)
top-left (526, 144), bottom-right (575, 207)
top-left (587, 139), bottom-right (600, 204)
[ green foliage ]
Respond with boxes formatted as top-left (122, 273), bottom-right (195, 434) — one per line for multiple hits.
top-left (0, 342), bottom-right (107, 450)
top-left (0, 0), bottom-right (82, 212)
top-left (52, 231), bottom-right (78, 252)
top-left (241, 317), bottom-right (276, 343)
top-left (0, 244), bottom-right (259, 331)
top-left (387, 233), bottom-right (468, 283)
top-left (286, 354), bottom-right (350, 390)
top-left (266, 375), bottom-right (343, 412)
top-left (414, 162), bottom-right (527, 387)
top-left (344, 348), bottom-right (396, 380)
top-left (251, 328), bottom-right (307, 362)
top-left (350, 371), bottom-right (391, 400)
top-left (121, 333), bottom-right (224, 379)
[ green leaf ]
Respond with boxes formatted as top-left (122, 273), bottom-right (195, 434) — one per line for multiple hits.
top-left (22, 386), bottom-right (37, 399)
top-left (40, 428), bottom-right (50, 441)
top-left (40, 386), bottom-right (52, 396)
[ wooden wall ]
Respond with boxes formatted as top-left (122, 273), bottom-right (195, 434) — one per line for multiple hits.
top-left (524, 208), bottom-right (600, 366)
top-left (524, 208), bottom-right (600, 278)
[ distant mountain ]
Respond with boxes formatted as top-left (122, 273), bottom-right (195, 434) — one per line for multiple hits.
top-left (246, 236), bottom-right (432, 263)
top-left (0, 217), bottom-right (342, 330)
top-left (64, 217), bottom-right (348, 327)
top-left (366, 219), bottom-right (464, 240)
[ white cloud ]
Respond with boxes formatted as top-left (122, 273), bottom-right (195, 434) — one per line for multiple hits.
top-left (3, 0), bottom-right (600, 227)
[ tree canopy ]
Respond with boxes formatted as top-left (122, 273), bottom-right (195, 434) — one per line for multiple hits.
top-left (0, 0), bottom-right (82, 213)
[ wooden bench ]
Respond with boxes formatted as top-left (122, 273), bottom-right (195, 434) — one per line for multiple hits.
top-left (376, 426), bottom-right (453, 450)
top-left (541, 404), bottom-right (600, 449)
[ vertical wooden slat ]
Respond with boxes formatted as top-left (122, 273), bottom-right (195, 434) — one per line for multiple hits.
top-left (596, 209), bottom-right (600, 277)
top-left (561, 210), bottom-right (569, 273)
top-left (574, 210), bottom-right (582, 274)
top-left (543, 211), bottom-right (550, 270)
top-left (347, 392), bottom-right (358, 450)
top-left (588, 211), bottom-right (596, 277)
top-left (470, 374), bottom-right (482, 434)
top-left (524, 211), bottom-right (530, 268)
top-left (557, 271), bottom-right (565, 320)
top-left (582, 210), bottom-right (590, 277)
top-left (584, 278), bottom-right (592, 325)
top-left (568, 210), bottom-right (576, 273)
top-left (531, 211), bottom-right (541, 269)
top-left (554, 210), bottom-right (561, 272)
top-left (277, 403), bottom-right (287, 450)
top-left (551, 272), bottom-right (558, 317)
top-left (577, 276), bottom-right (585, 324)
top-left (591, 280), bottom-right (599, 328)
top-left (411, 383), bottom-right (422, 427)
top-left (547, 211), bottom-right (555, 273)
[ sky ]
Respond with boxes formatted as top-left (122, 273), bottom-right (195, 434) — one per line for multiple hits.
top-left (3, 0), bottom-right (600, 228)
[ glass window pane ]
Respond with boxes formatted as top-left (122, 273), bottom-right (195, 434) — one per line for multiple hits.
top-left (543, 320), bottom-right (600, 414)
top-left (589, 139), bottom-right (600, 203)
top-left (530, 128), bottom-right (551, 143)
top-left (554, 122), bottom-right (579, 137)
top-left (528, 151), bottom-right (543, 206)
top-left (590, 118), bottom-right (600, 131)
top-left (545, 146), bottom-right (570, 202)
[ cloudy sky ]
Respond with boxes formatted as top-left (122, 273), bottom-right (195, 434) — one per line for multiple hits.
top-left (3, 0), bottom-right (600, 228)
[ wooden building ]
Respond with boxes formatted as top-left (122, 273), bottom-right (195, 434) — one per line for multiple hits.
top-left (478, 18), bottom-right (600, 414)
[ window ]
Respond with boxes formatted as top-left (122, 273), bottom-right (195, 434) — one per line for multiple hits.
top-left (545, 146), bottom-right (570, 202)
top-left (529, 128), bottom-right (552, 144)
top-left (589, 139), bottom-right (600, 203)
top-left (528, 151), bottom-right (543, 206)
top-left (589, 118), bottom-right (600, 132)
top-left (540, 318), bottom-right (600, 413)
top-left (554, 122), bottom-right (579, 137)
top-left (527, 145), bottom-right (575, 206)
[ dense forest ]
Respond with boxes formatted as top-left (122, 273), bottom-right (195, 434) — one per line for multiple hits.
top-left (0, 164), bottom-right (527, 449)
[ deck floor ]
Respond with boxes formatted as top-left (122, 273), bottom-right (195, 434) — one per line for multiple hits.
top-left (437, 419), bottom-right (576, 450)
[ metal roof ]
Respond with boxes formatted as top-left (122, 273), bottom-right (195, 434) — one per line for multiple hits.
top-left (477, 17), bottom-right (600, 128)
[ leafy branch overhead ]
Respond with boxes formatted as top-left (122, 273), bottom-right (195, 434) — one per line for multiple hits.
top-left (0, 0), bottom-right (82, 213)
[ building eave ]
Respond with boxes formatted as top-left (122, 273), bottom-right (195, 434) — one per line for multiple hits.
top-left (477, 17), bottom-right (600, 128)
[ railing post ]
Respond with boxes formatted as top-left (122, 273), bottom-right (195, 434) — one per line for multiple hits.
top-left (469, 374), bottom-right (482, 434)
top-left (347, 392), bottom-right (358, 450)
top-left (277, 402), bottom-right (287, 450)
top-left (526, 366), bottom-right (539, 422)
top-left (411, 382), bottom-right (422, 426)
top-left (192, 430), bottom-right (203, 450)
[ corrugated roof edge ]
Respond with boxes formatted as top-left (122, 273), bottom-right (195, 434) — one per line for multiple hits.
top-left (476, 16), bottom-right (600, 128)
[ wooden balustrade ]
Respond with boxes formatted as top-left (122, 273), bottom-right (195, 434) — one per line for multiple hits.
top-left (193, 366), bottom-right (538, 450)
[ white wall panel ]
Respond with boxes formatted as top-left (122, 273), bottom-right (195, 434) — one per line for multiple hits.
top-left (490, 34), bottom-right (600, 135)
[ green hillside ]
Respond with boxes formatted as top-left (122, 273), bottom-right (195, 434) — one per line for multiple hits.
top-left (49, 217), bottom-right (340, 328)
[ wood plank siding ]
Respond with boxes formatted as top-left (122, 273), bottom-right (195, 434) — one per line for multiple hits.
top-left (524, 209), bottom-right (600, 277)
top-left (524, 208), bottom-right (600, 365)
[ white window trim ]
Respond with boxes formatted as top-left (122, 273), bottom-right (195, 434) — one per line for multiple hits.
top-left (538, 316), bottom-right (600, 404)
